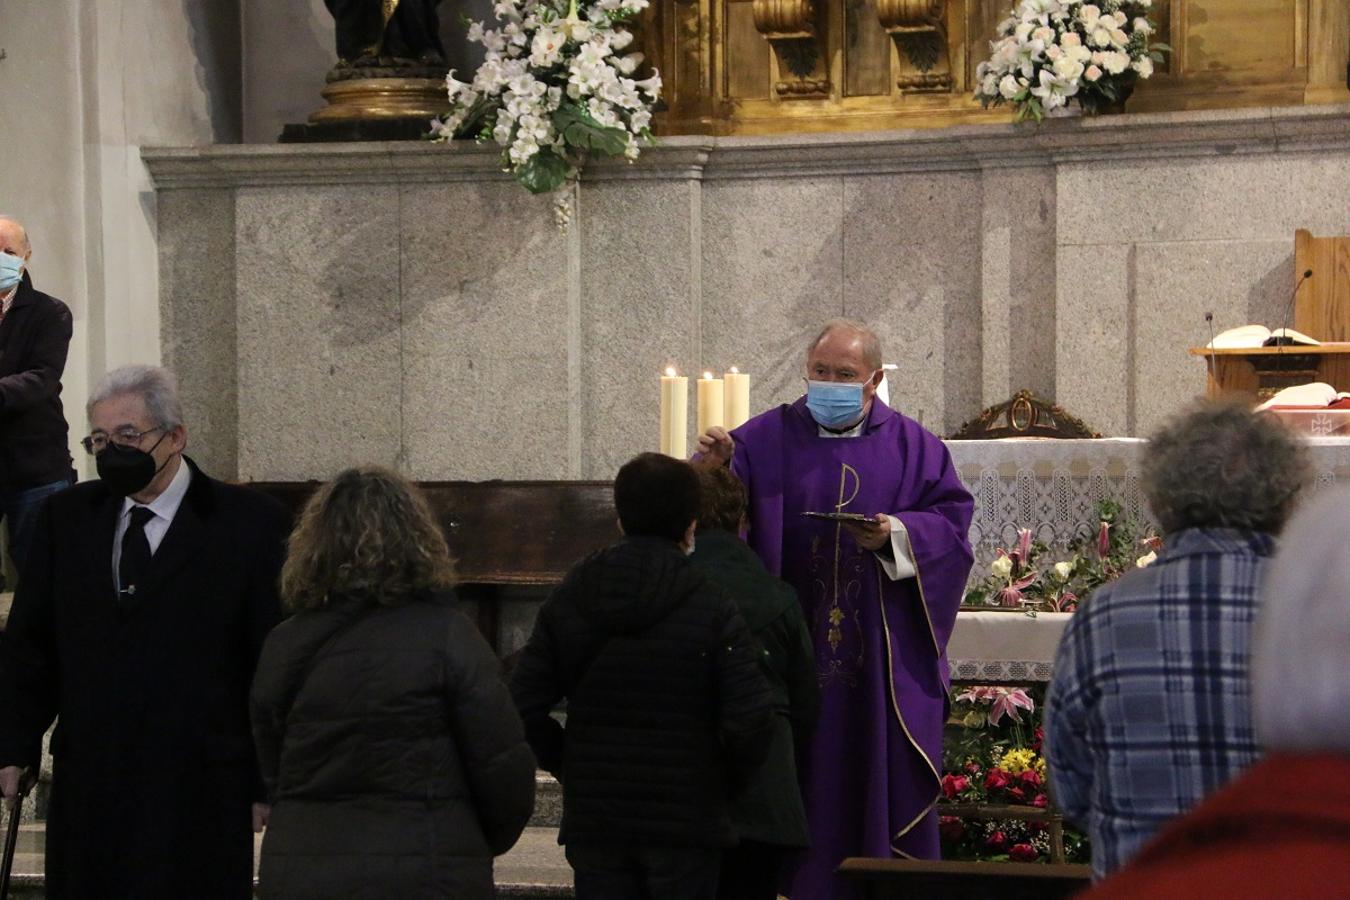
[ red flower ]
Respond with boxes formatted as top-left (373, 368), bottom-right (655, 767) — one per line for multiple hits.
top-left (983, 768), bottom-right (1011, 791)
top-left (1032, 793), bottom-right (1049, 808)
top-left (964, 761), bottom-right (982, 775)
top-left (1032, 726), bottom-right (1045, 753)
top-left (1097, 521), bottom-right (1111, 558)
top-left (1020, 769), bottom-right (1043, 789)
top-left (941, 774), bottom-right (970, 799)
top-left (985, 830), bottom-right (1008, 852)
top-left (939, 816), bottom-right (965, 842)
top-left (1007, 786), bottom-right (1027, 802)
top-left (1010, 843), bottom-right (1040, 862)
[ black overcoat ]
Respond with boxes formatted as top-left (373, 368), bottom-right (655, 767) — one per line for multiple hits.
top-left (0, 457), bottom-right (287, 899)
top-left (0, 270), bottom-right (74, 489)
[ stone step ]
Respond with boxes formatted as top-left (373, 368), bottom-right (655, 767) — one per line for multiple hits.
top-left (529, 770), bottom-right (562, 828)
top-left (2, 825), bottom-right (573, 899)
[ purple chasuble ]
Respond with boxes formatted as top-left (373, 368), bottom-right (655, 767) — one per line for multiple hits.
top-left (729, 397), bottom-right (973, 899)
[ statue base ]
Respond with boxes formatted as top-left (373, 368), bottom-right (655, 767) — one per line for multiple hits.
top-left (282, 76), bottom-right (450, 143)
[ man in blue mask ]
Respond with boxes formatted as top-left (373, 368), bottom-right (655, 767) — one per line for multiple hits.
top-left (0, 216), bottom-right (75, 581)
top-left (696, 319), bottom-right (974, 899)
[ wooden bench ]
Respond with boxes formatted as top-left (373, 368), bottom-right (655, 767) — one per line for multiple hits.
top-left (250, 480), bottom-right (620, 649)
top-left (838, 858), bottom-right (1091, 900)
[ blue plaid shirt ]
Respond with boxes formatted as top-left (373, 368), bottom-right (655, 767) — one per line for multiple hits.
top-left (1045, 528), bottom-right (1271, 879)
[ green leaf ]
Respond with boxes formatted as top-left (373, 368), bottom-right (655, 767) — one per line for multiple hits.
top-left (552, 103), bottom-right (630, 157)
top-left (516, 149), bottom-right (570, 194)
top-left (453, 96), bottom-right (497, 140)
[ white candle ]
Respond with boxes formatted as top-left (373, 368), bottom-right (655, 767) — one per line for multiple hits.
top-left (660, 367), bottom-right (688, 458)
top-left (697, 371), bottom-right (725, 435)
top-left (724, 367), bottom-right (750, 429)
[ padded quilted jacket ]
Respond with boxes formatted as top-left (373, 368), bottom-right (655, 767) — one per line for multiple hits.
top-left (510, 535), bottom-right (776, 849)
top-left (250, 591), bottom-right (536, 900)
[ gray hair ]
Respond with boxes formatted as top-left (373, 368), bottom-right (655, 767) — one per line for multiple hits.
top-left (0, 217), bottom-right (30, 254)
top-left (1142, 398), bottom-right (1309, 535)
top-left (1253, 486), bottom-right (1350, 752)
top-left (808, 318), bottom-right (883, 370)
top-left (87, 365), bottom-right (184, 429)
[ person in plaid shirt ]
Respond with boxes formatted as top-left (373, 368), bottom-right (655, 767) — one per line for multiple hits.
top-left (1045, 398), bottom-right (1310, 879)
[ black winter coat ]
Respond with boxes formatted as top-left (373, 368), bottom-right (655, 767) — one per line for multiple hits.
top-left (510, 536), bottom-right (776, 849)
top-left (0, 271), bottom-right (73, 489)
top-left (689, 528), bottom-right (819, 847)
top-left (251, 591), bottom-right (537, 900)
top-left (0, 459), bottom-right (287, 899)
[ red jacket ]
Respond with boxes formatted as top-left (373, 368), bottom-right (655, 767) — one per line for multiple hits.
top-left (1085, 753), bottom-right (1350, 899)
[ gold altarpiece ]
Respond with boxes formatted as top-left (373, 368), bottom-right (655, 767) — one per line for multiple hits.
top-left (640, 0), bottom-right (1350, 135)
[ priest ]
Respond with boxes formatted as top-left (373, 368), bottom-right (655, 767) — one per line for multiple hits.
top-left (696, 319), bottom-right (973, 898)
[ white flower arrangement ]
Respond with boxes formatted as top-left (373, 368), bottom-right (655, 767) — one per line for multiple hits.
top-left (974, 1), bottom-right (1168, 121)
top-left (432, 0), bottom-right (660, 227)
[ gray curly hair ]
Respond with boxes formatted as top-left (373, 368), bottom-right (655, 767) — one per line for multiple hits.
top-left (1143, 398), bottom-right (1309, 535)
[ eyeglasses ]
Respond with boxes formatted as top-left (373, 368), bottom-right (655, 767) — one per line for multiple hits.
top-left (81, 426), bottom-right (164, 455)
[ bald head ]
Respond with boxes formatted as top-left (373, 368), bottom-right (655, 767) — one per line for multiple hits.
top-left (0, 217), bottom-right (32, 259)
top-left (808, 319), bottom-right (882, 370)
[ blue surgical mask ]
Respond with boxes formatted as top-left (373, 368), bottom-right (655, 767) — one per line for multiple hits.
top-left (0, 252), bottom-right (23, 292)
top-left (806, 379), bottom-right (867, 429)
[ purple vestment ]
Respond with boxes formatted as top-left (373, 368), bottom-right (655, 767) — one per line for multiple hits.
top-left (729, 397), bottom-right (974, 899)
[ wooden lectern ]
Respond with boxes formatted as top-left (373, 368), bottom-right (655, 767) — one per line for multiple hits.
top-left (1191, 230), bottom-right (1350, 398)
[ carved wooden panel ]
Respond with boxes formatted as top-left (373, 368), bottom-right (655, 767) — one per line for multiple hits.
top-left (846, 0), bottom-right (894, 97)
top-left (727, 0), bottom-right (773, 99)
top-left (1183, 0), bottom-right (1301, 75)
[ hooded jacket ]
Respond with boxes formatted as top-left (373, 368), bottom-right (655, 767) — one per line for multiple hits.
top-left (510, 535), bottom-right (776, 848)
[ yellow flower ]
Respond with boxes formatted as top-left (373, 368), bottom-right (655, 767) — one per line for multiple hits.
top-left (999, 748), bottom-right (1037, 776)
top-left (1035, 757), bottom-right (1047, 779)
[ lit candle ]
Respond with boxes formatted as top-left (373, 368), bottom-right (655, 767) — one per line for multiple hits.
top-left (697, 371), bottom-right (725, 435)
top-left (724, 366), bottom-right (750, 429)
top-left (660, 367), bottom-right (688, 458)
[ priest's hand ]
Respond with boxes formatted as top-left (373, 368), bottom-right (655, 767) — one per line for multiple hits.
top-left (842, 514), bottom-right (891, 552)
top-left (695, 426), bottom-right (735, 468)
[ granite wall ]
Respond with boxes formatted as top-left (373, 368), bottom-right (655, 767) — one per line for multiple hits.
top-left (144, 105), bottom-right (1350, 482)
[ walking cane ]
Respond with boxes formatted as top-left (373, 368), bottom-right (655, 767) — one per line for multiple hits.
top-left (0, 767), bottom-right (37, 899)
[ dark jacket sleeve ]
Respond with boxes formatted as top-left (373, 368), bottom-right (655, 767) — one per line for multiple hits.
top-left (776, 595), bottom-right (820, 762)
top-left (0, 296), bottom-right (72, 413)
top-left (445, 612), bottom-right (537, 856)
top-left (0, 502), bottom-right (60, 769)
top-left (248, 629), bottom-right (293, 804)
top-left (712, 597), bottom-right (776, 787)
top-left (509, 594), bottom-right (568, 779)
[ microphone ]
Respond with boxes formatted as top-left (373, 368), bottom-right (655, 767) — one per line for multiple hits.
top-left (1204, 311), bottom-right (1218, 386)
top-left (1276, 268), bottom-right (1314, 370)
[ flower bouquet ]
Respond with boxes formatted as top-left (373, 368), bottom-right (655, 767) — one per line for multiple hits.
top-left (963, 499), bottom-right (1161, 613)
top-left (941, 686), bottom-right (1091, 863)
top-left (432, 0), bottom-right (661, 227)
top-left (974, 1), bottom-right (1168, 121)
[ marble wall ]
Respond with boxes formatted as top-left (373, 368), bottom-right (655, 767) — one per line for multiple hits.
top-left (144, 105), bottom-right (1350, 482)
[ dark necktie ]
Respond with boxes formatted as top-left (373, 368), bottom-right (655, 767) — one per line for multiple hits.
top-left (118, 506), bottom-right (156, 612)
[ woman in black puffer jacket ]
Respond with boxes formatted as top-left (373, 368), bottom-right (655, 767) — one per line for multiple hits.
top-left (250, 467), bottom-right (536, 899)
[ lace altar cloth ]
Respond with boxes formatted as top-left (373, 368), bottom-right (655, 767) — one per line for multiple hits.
top-left (943, 437), bottom-right (1350, 680)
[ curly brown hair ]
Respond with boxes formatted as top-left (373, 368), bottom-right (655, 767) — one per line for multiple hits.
top-left (697, 466), bottom-right (747, 532)
top-left (280, 466), bottom-right (456, 611)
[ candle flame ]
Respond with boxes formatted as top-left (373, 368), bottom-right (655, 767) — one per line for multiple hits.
top-left (703, 371), bottom-right (714, 380)
top-left (665, 366), bottom-right (677, 377)
top-left (730, 366), bottom-right (739, 374)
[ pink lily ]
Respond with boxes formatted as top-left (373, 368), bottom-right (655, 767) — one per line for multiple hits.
top-left (988, 688), bottom-right (1035, 726)
top-left (997, 572), bottom-right (1038, 607)
top-left (1142, 534), bottom-right (1163, 553)
top-left (1096, 521), bottom-right (1111, 558)
top-left (1051, 590), bottom-right (1078, 613)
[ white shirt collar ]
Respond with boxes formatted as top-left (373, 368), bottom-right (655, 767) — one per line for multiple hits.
top-left (121, 455), bottom-right (192, 523)
top-left (817, 418), bottom-right (866, 439)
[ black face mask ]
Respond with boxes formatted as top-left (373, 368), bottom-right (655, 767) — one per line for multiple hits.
top-left (96, 432), bottom-right (171, 498)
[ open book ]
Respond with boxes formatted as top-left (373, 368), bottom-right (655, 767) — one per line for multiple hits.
top-left (1207, 325), bottom-right (1320, 349)
top-left (1258, 382), bottom-right (1350, 410)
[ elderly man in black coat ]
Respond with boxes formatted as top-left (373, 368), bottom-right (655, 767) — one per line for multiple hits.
top-left (0, 364), bottom-right (288, 899)
top-left (0, 216), bottom-right (75, 579)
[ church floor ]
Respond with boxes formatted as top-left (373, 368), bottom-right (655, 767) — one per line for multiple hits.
top-left (4, 825), bottom-right (574, 898)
